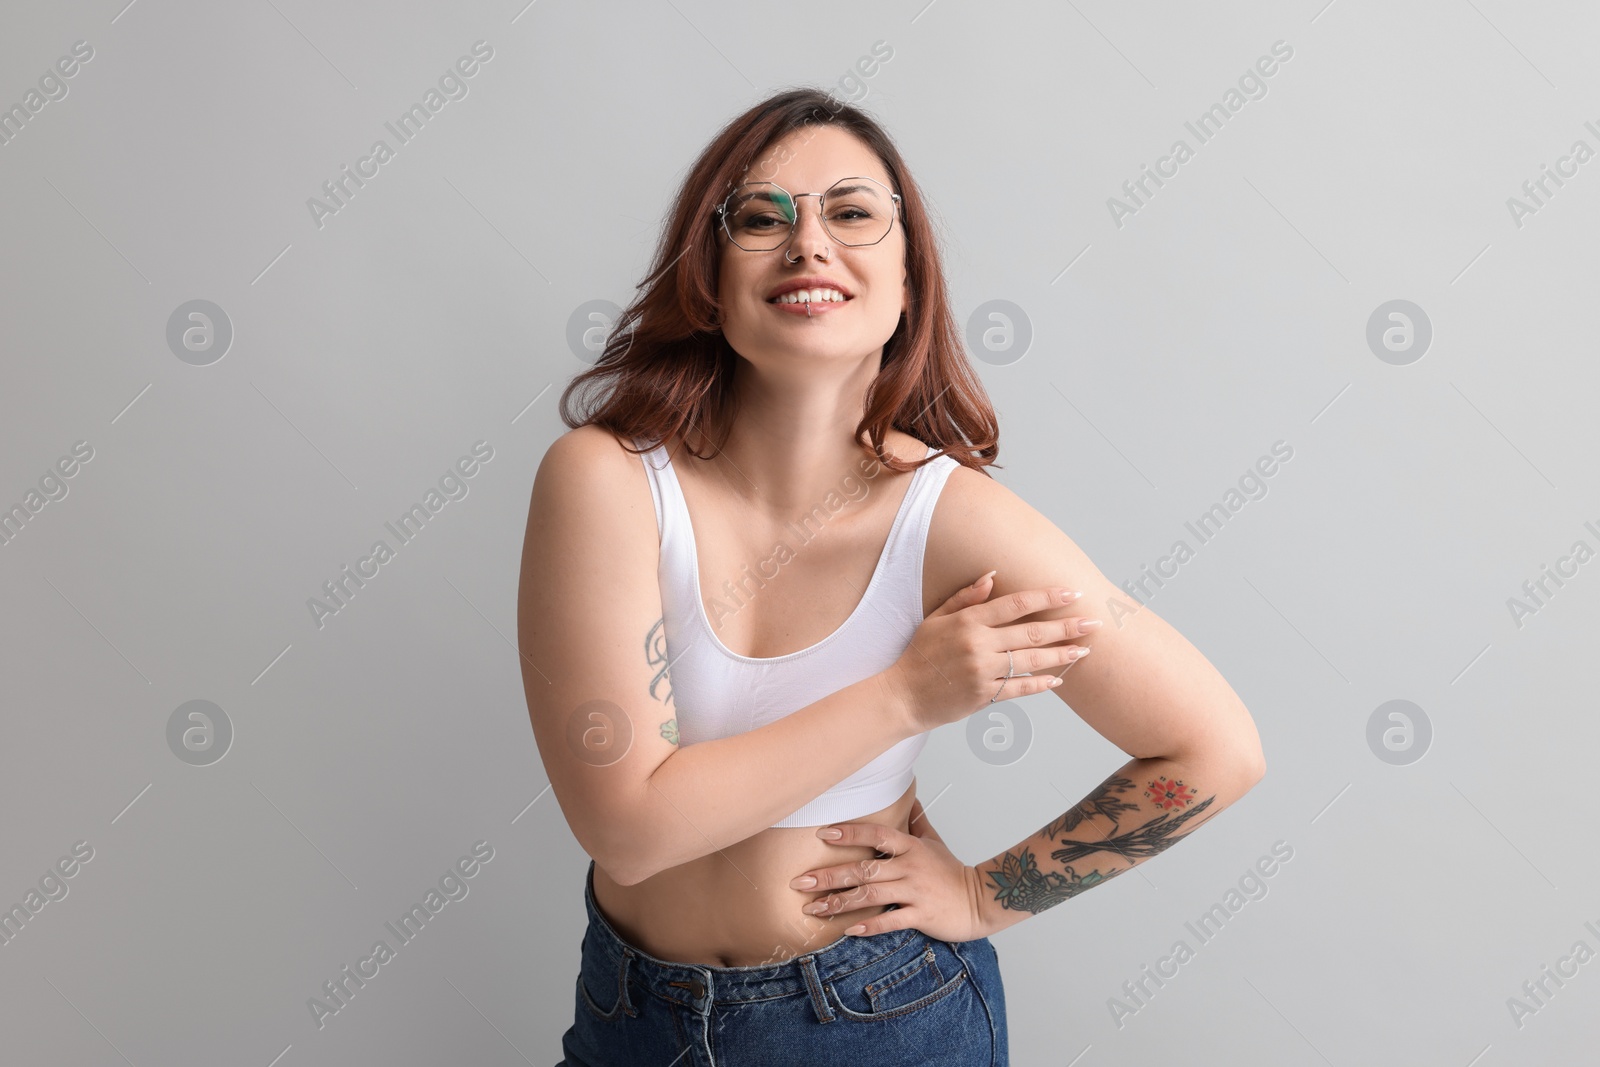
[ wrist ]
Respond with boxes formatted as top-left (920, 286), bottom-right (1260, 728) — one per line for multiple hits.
top-left (875, 666), bottom-right (921, 739)
top-left (967, 862), bottom-right (1028, 938)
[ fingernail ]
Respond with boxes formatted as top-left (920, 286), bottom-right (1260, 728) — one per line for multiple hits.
top-left (791, 875), bottom-right (816, 889)
top-left (844, 924), bottom-right (867, 936)
top-left (818, 827), bottom-right (841, 840)
top-left (1080, 619), bottom-right (1103, 630)
top-left (973, 569), bottom-right (997, 588)
top-left (1048, 677), bottom-right (1063, 687)
top-left (1060, 590), bottom-right (1082, 603)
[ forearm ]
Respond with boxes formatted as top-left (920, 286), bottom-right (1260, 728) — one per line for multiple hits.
top-left (620, 671), bottom-right (916, 884)
top-left (970, 752), bottom-right (1261, 935)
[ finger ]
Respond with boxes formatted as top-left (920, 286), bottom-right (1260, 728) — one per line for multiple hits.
top-left (803, 878), bottom-right (903, 917)
top-left (815, 821), bottom-right (910, 858)
top-left (934, 569), bottom-right (998, 616)
top-left (796, 853), bottom-right (902, 893)
top-left (987, 667), bottom-right (1069, 702)
top-left (994, 613), bottom-right (1102, 650)
top-left (974, 586), bottom-right (1083, 627)
top-left (843, 906), bottom-right (916, 938)
top-left (994, 641), bottom-right (1093, 679)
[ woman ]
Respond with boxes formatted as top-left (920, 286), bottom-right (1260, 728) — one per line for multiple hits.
top-left (521, 87), bottom-right (1266, 1066)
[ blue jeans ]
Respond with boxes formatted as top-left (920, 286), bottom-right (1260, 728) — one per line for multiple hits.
top-left (558, 861), bottom-right (1009, 1066)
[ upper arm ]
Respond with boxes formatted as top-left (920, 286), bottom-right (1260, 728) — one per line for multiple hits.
top-left (517, 426), bottom-right (679, 876)
top-left (927, 466), bottom-right (1265, 777)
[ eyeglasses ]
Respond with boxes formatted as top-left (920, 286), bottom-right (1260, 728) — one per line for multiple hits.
top-left (714, 175), bottom-right (902, 251)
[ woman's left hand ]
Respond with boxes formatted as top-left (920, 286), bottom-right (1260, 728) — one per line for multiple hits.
top-left (791, 797), bottom-right (993, 942)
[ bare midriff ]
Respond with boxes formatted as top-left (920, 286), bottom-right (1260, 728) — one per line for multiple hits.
top-left (591, 780), bottom-right (917, 967)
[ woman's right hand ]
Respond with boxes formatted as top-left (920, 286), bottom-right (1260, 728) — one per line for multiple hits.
top-left (882, 570), bottom-right (1097, 733)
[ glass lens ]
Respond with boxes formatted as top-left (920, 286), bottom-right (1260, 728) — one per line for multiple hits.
top-left (721, 183), bottom-right (797, 250)
top-left (720, 178), bottom-right (894, 249)
top-left (820, 178), bottom-right (893, 246)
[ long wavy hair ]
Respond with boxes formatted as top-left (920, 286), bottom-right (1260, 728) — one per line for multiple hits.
top-left (558, 86), bottom-right (999, 476)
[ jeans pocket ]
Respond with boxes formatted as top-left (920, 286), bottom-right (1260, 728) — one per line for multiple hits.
top-left (576, 940), bottom-right (630, 1023)
top-left (827, 936), bottom-right (969, 1022)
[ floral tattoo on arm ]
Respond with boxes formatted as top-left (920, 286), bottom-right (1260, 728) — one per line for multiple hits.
top-left (983, 774), bottom-right (1215, 915)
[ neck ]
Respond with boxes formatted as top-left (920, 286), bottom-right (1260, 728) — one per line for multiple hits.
top-left (690, 357), bottom-right (891, 514)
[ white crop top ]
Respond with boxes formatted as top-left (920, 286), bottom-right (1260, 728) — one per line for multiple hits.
top-left (634, 436), bottom-right (960, 827)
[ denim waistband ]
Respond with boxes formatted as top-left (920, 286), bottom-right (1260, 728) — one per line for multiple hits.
top-left (581, 860), bottom-right (926, 1016)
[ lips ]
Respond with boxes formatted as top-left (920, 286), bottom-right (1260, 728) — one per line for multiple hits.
top-left (768, 287), bottom-right (850, 305)
top-left (765, 276), bottom-right (854, 301)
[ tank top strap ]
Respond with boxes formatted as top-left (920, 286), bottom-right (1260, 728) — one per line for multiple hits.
top-left (632, 436), bottom-right (667, 538)
top-left (635, 435), bottom-right (958, 637)
top-left (867, 444), bottom-right (959, 620)
top-left (632, 437), bottom-right (700, 605)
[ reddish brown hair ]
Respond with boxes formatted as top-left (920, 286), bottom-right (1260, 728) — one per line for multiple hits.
top-left (558, 86), bottom-right (999, 476)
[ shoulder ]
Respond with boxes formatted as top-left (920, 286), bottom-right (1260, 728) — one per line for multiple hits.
top-left (526, 426), bottom-right (657, 542)
top-left (520, 426), bottom-right (661, 642)
top-left (923, 459), bottom-right (1106, 605)
top-left (924, 457), bottom-right (1006, 541)
top-left (534, 425), bottom-right (651, 500)
top-left (541, 423), bottom-right (643, 473)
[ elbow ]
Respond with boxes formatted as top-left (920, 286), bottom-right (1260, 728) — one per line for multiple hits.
top-left (1220, 726), bottom-right (1266, 791)
top-left (600, 863), bottom-right (645, 889)
top-left (1175, 729), bottom-right (1265, 794)
top-left (603, 853), bottom-right (654, 888)
top-left (1232, 730), bottom-right (1267, 790)
top-left (562, 770), bottom-right (680, 886)
top-left (1239, 749), bottom-right (1267, 789)
top-left (581, 816), bottom-right (659, 888)
top-left (1223, 707), bottom-right (1267, 791)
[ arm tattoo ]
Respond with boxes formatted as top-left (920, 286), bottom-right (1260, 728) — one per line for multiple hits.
top-left (645, 617), bottom-right (678, 745)
top-left (1041, 775), bottom-right (1140, 839)
top-left (984, 773), bottom-right (1215, 916)
top-left (984, 847), bottom-right (1124, 914)
top-left (1145, 775), bottom-right (1198, 810)
top-left (645, 618), bottom-right (674, 705)
top-left (1049, 791), bottom-right (1213, 866)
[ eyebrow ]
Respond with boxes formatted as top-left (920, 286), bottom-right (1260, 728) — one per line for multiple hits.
top-left (729, 182), bottom-right (886, 203)
top-left (823, 183), bottom-right (879, 198)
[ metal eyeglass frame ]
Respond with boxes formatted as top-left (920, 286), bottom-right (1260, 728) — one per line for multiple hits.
top-left (713, 175), bottom-right (903, 251)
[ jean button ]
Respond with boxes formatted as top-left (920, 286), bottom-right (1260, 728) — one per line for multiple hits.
top-left (668, 978), bottom-right (705, 999)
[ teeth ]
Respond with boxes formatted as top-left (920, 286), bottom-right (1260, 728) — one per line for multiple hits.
top-left (773, 288), bottom-right (847, 304)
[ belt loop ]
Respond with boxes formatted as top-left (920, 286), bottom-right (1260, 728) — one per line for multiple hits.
top-left (619, 948), bottom-right (639, 1017)
top-left (796, 954), bottom-right (835, 1023)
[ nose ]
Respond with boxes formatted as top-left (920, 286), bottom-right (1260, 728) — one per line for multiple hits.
top-left (785, 196), bottom-right (831, 261)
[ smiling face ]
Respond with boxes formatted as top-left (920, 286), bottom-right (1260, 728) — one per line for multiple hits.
top-left (714, 124), bottom-right (909, 373)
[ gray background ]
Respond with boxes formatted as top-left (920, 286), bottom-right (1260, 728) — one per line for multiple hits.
top-left (1, 0), bottom-right (1595, 1064)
